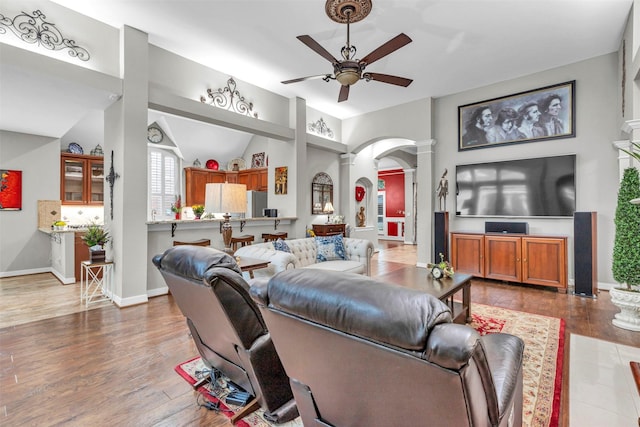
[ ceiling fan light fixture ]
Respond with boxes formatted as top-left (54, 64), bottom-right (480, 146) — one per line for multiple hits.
top-left (336, 70), bottom-right (360, 86)
top-left (284, 0), bottom-right (412, 102)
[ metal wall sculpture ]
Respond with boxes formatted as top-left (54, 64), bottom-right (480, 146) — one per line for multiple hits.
top-left (308, 118), bottom-right (335, 139)
top-left (200, 78), bottom-right (258, 118)
top-left (105, 151), bottom-right (119, 220)
top-left (0, 10), bottom-right (90, 61)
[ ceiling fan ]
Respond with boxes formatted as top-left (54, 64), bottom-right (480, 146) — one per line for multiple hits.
top-left (281, 0), bottom-right (413, 103)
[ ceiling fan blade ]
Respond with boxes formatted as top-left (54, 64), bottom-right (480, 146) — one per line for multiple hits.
top-left (360, 33), bottom-right (412, 66)
top-left (366, 73), bottom-right (413, 87)
top-left (281, 74), bottom-right (330, 84)
top-left (297, 35), bottom-right (339, 64)
top-left (338, 85), bottom-right (350, 103)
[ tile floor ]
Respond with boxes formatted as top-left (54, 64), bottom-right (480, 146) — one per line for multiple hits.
top-left (570, 334), bottom-right (640, 426)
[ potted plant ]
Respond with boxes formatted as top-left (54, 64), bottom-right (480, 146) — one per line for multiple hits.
top-left (610, 166), bottom-right (640, 331)
top-left (192, 204), bottom-right (205, 219)
top-left (82, 224), bottom-right (110, 263)
top-left (171, 195), bottom-right (182, 220)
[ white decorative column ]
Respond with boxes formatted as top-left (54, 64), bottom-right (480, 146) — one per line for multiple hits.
top-left (291, 97), bottom-right (307, 237)
top-left (614, 119), bottom-right (640, 180)
top-left (415, 139), bottom-right (436, 267)
top-left (104, 26), bottom-right (149, 306)
top-left (340, 153), bottom-right (356, 230)
top-left (403, 168), bottom-right (416, 244)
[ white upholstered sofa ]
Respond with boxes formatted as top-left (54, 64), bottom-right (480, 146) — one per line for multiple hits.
top-left (234, 236), bottom-right (375, 278)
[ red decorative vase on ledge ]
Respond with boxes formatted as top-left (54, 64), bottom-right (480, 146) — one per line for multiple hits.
top-left (175, 212), bottom-right (181, 220)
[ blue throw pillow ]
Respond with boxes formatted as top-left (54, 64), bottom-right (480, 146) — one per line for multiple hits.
top-left (273, 238), bottom-right (290, 253)
top-left (315, 235), bottom-right (346, 262)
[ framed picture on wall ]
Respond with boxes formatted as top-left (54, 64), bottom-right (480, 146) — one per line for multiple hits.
top-left (458, 80), bottom-right (575, 151)
top-left (0, 170), bottom-right (22, 210)
top-left (275, 166), bottom-right (288, 195)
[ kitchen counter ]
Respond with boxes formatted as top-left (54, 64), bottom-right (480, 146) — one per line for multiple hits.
top-left (146, 216), bottom-right (297, 236)
top-left (146, 216), bottom-right (296, 225)
top-left (38, 226), bottom-right (97, 234)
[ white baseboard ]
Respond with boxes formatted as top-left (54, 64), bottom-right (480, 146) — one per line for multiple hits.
top-left (0, 267), bottom-right (51, 278)
top-left (50, 269), bottom-right (75, 285)
top-left (147, 286), bottom-right (169, 298)
top-left (112, 293), bottom-right (148, 307)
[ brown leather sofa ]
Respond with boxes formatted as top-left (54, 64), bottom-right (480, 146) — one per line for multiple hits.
top-left (250, 269), bottom-right (525, 427)
top-left (152, 246), bottom-right (297, 423)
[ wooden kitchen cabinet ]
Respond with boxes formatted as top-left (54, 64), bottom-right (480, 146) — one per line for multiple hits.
top-left (61, 153), bottom-right (104, 205)
top-left (74, 232), bottom-right (89, 281)
top-left (185, 167), bottom-right (268, 205)
top-left (184, 167), bottom-right (226, 206)
top-left (313, 223), bottom-right (346, 237)
top-left (238, 168), bottom-right (268, 191)
top-left (451, 232), bottom-right (567, 292)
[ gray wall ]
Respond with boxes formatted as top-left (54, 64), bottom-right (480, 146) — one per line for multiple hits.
top-left (0, 131), bottom-right (60, 275)
top-left (434, 53), bottom-right (621, 287)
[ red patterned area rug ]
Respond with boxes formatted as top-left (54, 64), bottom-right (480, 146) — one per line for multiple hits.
top-left (175, 357), bottom-right (303, 427)
top-left (470, 303), bottom-right (564, 427)
top-left (175, 303), bottom-right (563, 427)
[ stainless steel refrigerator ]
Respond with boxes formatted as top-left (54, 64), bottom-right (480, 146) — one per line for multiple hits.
top-left (246, 191), bottom-right (267, 218)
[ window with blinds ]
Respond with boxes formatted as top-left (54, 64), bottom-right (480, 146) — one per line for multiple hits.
top-left (149, 148), bottom-right (179, 220)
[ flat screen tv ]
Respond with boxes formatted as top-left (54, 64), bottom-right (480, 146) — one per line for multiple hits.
top-left (455, 155), bottom-right (576, 217)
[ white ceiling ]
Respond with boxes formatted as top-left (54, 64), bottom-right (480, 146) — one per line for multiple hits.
top-left (50, 0), bottom-right (632, 119)
top-left (1, 0), bottom-right (633, 163)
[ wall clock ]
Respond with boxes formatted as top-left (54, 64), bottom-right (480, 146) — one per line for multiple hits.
top-left (147, 127), bottom-right (164, 144)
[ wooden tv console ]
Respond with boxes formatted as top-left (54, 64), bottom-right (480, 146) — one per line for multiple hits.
top-left (450, 232), bottom-right (568, 293)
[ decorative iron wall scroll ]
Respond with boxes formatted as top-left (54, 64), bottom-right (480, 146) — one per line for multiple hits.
top-left (200, 78), bottom-right (258, 118)
top-left (0, 10), bottom-right (90, 61)
top-left (308, 118), bottom-right (334, 139)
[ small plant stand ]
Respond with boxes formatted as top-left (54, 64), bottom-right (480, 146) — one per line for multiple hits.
top-left (80, 260), bottom-right (114, 307)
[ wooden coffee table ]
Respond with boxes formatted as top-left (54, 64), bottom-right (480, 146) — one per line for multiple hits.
top-left (235, 256), bottom-right (270, 279)
top-left (377, 266), bottom-right (472, 324)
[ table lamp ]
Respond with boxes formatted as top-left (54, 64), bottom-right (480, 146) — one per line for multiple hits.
top-left (205, 183), bottom-right (247, 252)
top-left (323, 201), bottom-right (334, 223)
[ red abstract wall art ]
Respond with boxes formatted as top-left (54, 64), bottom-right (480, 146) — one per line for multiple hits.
top-left (0, 170), bottom-right (22, 210)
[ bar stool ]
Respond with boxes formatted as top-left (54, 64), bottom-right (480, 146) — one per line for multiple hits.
top-left (173, 239), bottom-right (211, 247)
top-left (230, 235), bottom-right (254, 251)
top-left (262, 232), bottom-right (288, 242)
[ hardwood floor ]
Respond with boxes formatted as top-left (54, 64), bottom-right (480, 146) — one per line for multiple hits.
top-left (1, 241), bottom-right (638, 426)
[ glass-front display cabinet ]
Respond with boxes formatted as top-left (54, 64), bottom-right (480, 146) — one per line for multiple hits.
top-left (61, 153), bottom-right (104, 205)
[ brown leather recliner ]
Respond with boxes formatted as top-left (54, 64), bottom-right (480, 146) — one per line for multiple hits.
top-left (152, 246), bottom-right (297, 423)
top-left (250, 269), bottom-right (524, 427)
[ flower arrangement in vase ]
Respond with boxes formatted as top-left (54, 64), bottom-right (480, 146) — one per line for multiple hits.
top-left (192, 204), bottom-right (205, 219)
top-left (171, 195), bottom-right (182, 220)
